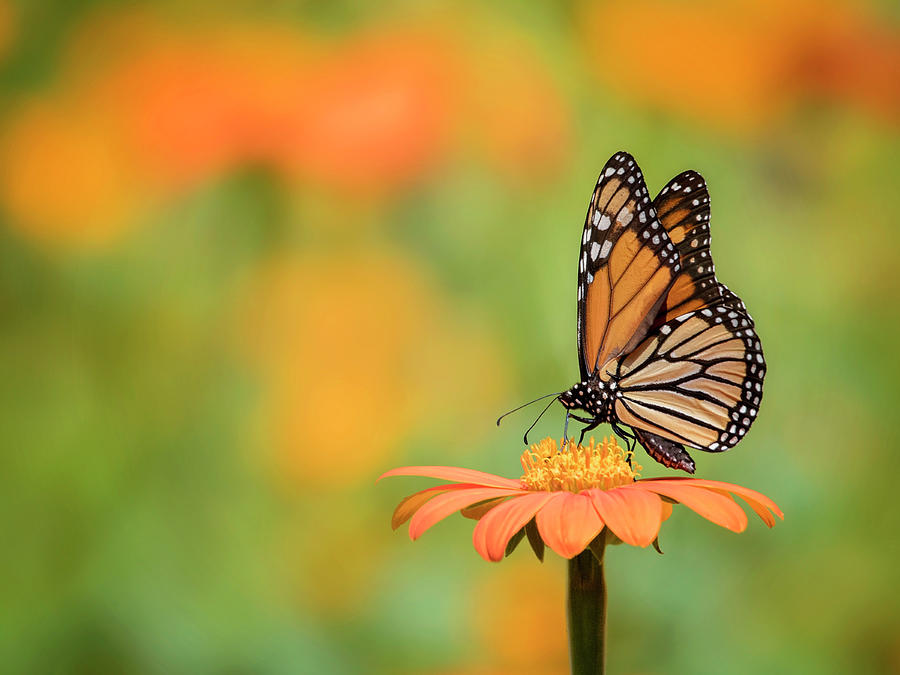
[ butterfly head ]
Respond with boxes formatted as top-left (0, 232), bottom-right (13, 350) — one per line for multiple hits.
top-left (559, 378), bottom-right (616, 420)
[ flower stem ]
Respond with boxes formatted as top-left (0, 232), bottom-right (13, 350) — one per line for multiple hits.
top-left (567, 544), bottom-right (606, 675)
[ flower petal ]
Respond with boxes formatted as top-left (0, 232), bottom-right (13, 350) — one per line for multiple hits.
top-left (379, 465), bottom-right (523, 489)
top-left (633, 481), bottom-right (748, 532)
top-left (392, 486), bottom-right (450, 530)
top-left (709, 489), bottom-right (778, 527)
top-left (536, 492), bottom-right (605, 558)
top-left (645, 478), bottom-right (783, 527)
top-left (473, 492), bottom-right (555, 562)
top-left (698, 483), bottom-right (783, 526)
top-left (661, 501), bottom-right (673, 522)
top-left (408, 487), bottom-right (524, 540)
top-left (588, 487), bottom-right (663, 547)
top-left (461, 497), bottom-right (507, 520)
top-left (392, 483), bottom-right (490, 529)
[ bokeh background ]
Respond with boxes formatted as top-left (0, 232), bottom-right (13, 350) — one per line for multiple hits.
top-left (0, 1), bottom-right (898, 673)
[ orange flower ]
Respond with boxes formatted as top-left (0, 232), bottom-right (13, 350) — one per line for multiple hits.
top-left (382, 437), bottom-right (782, 561)
top-left (276, 26), bottom-right (460, 194)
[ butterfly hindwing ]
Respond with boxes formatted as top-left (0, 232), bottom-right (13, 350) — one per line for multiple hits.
top-left (613, 300), bottom-right (765, 452)
top-left (577, 152), bottom-right (681, 381)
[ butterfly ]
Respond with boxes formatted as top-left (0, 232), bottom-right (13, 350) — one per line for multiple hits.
top-left (555, 151), bottom-right (765, 473)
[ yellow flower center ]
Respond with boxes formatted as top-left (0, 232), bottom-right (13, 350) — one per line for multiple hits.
top-left (519, 437), bottom-right (640, 492)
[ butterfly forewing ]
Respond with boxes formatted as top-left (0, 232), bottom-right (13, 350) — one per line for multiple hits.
top-left (652, 170), bottom-right (723, 323)
top-left (613, 302), bottom-right (765, 452)
top-left (577, 152), bottom-right (681, 380)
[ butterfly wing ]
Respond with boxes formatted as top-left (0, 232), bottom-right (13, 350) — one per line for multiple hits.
top-left (613, 302), bottom-right (765, 455)
top-left (651, 170), bottom-right (723, 324)
top-left (623, 170), bottom-right (763, 472)
top-left (577, 152), bottom-right (681, 380)
top-left (715, 282), bottom-right (755, 318)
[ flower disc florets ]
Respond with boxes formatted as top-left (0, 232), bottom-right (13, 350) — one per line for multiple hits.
top-left (519, 437), bottom-right (640, 492)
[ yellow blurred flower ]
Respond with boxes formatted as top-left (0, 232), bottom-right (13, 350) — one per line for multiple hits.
top-left (235, 249), bottom-right (509, 489)
top-left (462, 24), bottom-right (571, 184)
top-left (0, 0), bottom-right (14, 64)
top-left (0, 95), bottom-right (146, 249)
top-left (280, 496), bottom-right (385, 617)
top-left (471, 559), bottom-right (568, 674)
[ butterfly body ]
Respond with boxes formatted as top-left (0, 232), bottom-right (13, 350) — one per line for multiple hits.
top-left (559, 377), bottom-right (618, 423)
top-left (562, 151), bottom-right (766, 474)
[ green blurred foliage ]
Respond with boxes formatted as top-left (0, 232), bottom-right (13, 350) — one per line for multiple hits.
top-left (0, 1), bottom-right (898, 673)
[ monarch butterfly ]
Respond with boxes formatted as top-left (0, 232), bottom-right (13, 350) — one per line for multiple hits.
top-left (522, 152), bottom-right (765, 473)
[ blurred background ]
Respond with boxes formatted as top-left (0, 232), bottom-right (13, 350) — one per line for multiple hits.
top-left (0, 0), bottom-right (898, 673)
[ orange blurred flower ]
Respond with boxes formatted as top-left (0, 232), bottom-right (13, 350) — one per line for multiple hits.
top-left (579, 0), bottom-right (900, 131)
top-left (579, 0), bottom-right (789, 133)
top-left (276, 26), bottom-right (460, 195)
top-left (93, 20), bottom-right (316, 189)
top-left (787, 3), bottom-right (900, 125)
top-left (92, 17), bottom-right (459, 194)
top-left (0, 9), bottom-right (464, 249)
top-left (384, 437), bottom-right (782, 561)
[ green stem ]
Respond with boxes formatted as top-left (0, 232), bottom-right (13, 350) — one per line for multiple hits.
top-left (567, 544), bottom-right (606, 675)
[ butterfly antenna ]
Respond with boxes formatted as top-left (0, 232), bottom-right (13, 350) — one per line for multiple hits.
top-left (496, 391), bottom-right (564, 427)
top-left (522, 396), bottom-right (560, 445)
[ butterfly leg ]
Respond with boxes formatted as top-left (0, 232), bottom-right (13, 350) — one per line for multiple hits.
top-left (563, 411), bottom-right (571, 445)
top-left (559, 413), bottom-right (597, 445)
top-left (577, 419), bottom-right (601, 445)
top-left (611, 422), bottom-right (637, 458)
